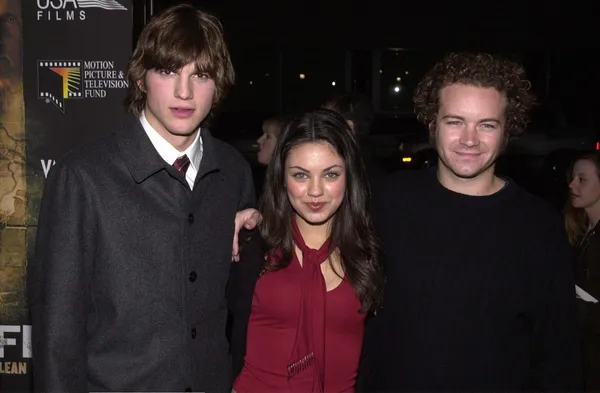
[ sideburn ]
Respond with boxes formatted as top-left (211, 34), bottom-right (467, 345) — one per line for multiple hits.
top-left (500, 132), bottom-right (509, 153)
top-left (428, 121), bottom-right (436, 145)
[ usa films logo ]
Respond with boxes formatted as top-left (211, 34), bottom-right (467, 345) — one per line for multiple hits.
top-left (36, 0), bottom-right (127, 22)
top-left (37, 60), bottom-right (83, 113)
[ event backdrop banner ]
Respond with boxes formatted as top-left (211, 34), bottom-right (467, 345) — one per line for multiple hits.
top-left (0, 1), bottom-right (133, 391)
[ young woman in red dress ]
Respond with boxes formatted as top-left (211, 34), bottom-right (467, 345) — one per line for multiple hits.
top-left (228, 109), bottom-right (384, 393)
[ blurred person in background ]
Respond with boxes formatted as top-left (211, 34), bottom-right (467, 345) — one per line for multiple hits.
top-left (322, 93), bottom-right (385, 192)
top-left (257, 115), bottom-right (289, 166)
top-left (565, 151), bottom-right (600, 392)
top-left (253, 114), bottom-right (289, 194)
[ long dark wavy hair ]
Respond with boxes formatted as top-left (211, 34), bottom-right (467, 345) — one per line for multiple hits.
top-left (257, 108), bottom-right (384, 313)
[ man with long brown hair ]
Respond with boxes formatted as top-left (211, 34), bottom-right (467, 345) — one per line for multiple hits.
top-left (29, 4), bottom-right (254, 392)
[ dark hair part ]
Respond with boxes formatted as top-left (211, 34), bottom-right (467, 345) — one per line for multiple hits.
top-left (258, 108), bottom-right (384, 313)
top-left (125, 3), bottom-right (235, 115)
top-left (564, 151), bottom-right (600, 245)
top-left (413, 52), bottom-right (536, 138)
top-left (323, 92), bottom-right (375, 137)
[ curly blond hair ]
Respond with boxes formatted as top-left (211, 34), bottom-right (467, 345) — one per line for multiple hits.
top-left (413, 52), bottom-right (536, 138)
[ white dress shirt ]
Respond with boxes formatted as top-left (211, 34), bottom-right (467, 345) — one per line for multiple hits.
top-left (140, 111), bottom-right (203, 190)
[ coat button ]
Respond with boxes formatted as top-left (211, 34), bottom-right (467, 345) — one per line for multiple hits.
top-left (191, 328), bottom-right (197, 339)
top-left (189, 271), bottom-right (197, 282)
top-left (188, 213), bottom-right (194, 224)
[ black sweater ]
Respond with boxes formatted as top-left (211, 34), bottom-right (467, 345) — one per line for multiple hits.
top-left (358, 168), bottom-right (583, 392)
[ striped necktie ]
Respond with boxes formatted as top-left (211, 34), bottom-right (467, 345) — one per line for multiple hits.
top-left (173, 155), bottom-right (191, 176)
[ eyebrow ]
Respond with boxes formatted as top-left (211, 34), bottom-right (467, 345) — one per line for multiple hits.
top-left (441, 115), bottom-right (501, 124)
top-left (288, 165), bottom-right (343, 172)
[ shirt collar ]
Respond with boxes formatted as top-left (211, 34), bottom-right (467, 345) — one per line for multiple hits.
top-left (139, 111), bottom-right (203, 171)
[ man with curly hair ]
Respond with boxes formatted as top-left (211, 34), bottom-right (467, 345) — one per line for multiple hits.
top-left (358, 53), bottom-right (582, 391)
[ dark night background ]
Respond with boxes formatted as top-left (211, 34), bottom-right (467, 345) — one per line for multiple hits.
top-left (134, 0), bottom-right (600, 123)
top-left (132, 0), bottom-right (600, 205)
